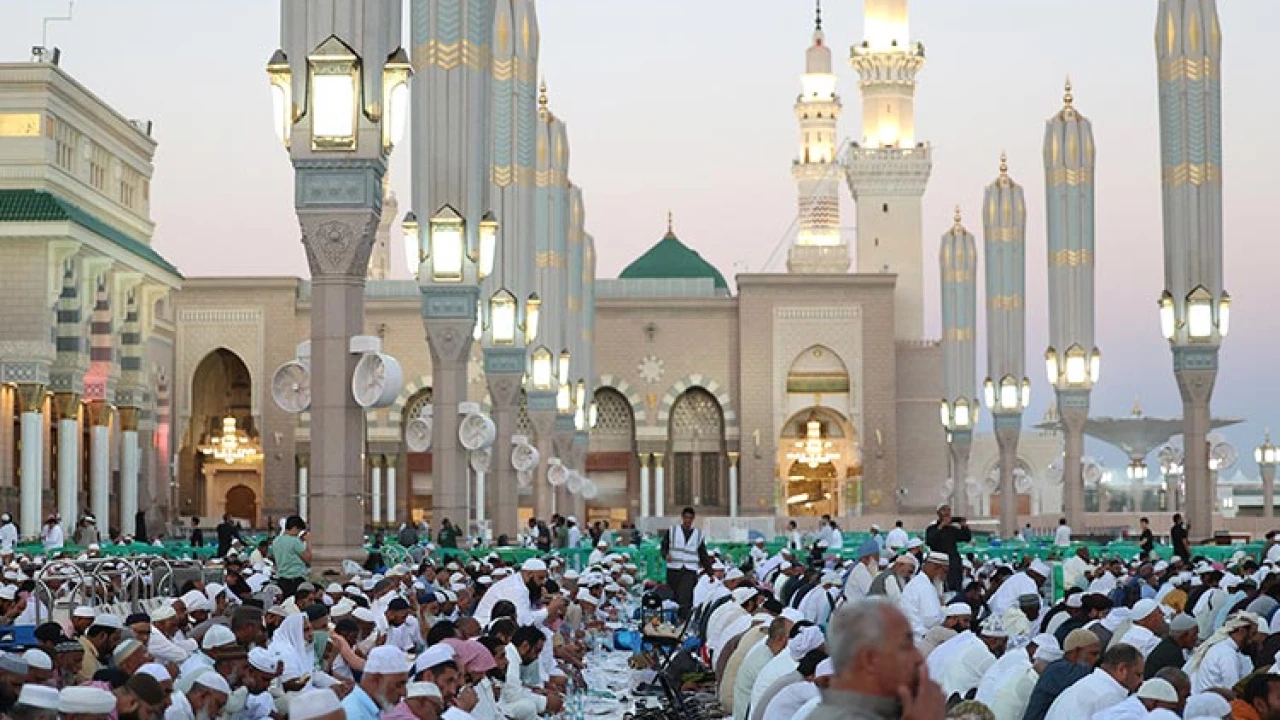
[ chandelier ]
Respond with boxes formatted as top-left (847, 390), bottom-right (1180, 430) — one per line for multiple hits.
top-left (787, 416), bottom-right (839, 469)
top-left (199, 416), bottom-right (262, 464)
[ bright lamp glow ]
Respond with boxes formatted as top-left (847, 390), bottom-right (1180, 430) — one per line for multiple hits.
top-left (955, 400), bottom-right (971, 428)
top-left (1065, 346), bottom-right (1087, 385)
top-left (524, 294), bottom-right (541, 344)
top-left (478, 213), bottom-right (498, 280)
top-left (382, 48), bottom-right (412, 150)
top-left (983, 378), bottom-right (996, 410)
top-left (473, 299), bottom-right (483, 341)
top-left (556, 383), bottom-right (571, 413)
top-left (430, 205), bottom-right (465, 282)
top-left (1089, 349), bottom-right (1101, 384)
top-left (402, 211), bottom-right (420, 278)
top-left (939, 400), bottom-right (951, 428)
top-left (266, 50), bottom-right (293, 146)
top-left (588, 401), bottom-right (598, 428)
top-left (1218, 292), bottom-right (1231, 337)
top-left (999, 377), bottom-right (1018, 411)
top-left (531, 347), bottom-right (553, 390)
top-left (1186, 286), bottom-right (1213, 340)
top-left (490, 289), bottom-right (517, 344)
top-left (574, 405), bottom-right (585, 431)
top-left (575, 380), bottom-right (586, 411)
top-left (1044, 348), bottom-right (1059, 385)
top-left (1159, 291), bottom-right (1176, 340)
top-left (308, 37), bottom-right (360, 151)
top-left (558, 350), bottom-right (571, 387)
top-left (1020, 378), bottom-right (1031, 409)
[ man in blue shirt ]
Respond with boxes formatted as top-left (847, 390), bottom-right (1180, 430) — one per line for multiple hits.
top-left (342, 646), bottom-right (411, 720)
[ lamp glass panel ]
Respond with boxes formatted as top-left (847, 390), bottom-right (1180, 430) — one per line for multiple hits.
top-left (939, 401), bottom-right (950, 428)
top-left (558, 351), bottom-right (571, 387)
top-left (478, 219), bottom-right (497, 280)
top-left (955, 403), bottom-right (971, 428)
top-left (557, 384), bottom-right (571, 412)
top-left (1159, 296), bottom-right (1176, 340)
top-left (312, 73), bottom-right (356, 139)
top-left (270, 84), bottom-right (289, 143)
top-left (1065, 355), bottom-right (1087, 384)
top-left (387, 82), bottom-right (409, 146)
top-left (999, 382), bottom-right (1018, 410)
top-left (525, 296), bottom-right (541, 344)
top-left (1089, 351), bottom-right (1101, 384)
top-left (983, 381), bottom-right (996, 410)
top-left (430, 221), bottom-right (465, 281)
top-left (1020, 379), bottom-right (1031, 409)
top-left (491, 291), bottom-right (517, 344)
top-left (1044, 351), bottom-right (1058, 385)
top-left (1187, 298), bottom-right (1213, 339)
top-left (1218, 297), bottom-right (1231, 337)
top-left (531, 348), bottom-right (553, 390)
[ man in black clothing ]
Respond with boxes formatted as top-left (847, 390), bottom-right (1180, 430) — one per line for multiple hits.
top-left (215, 514), bottom-right (243, 558)
top-left (1171, 513), bottom-right (1190, 560)
top-left (1139, 517), bottom-right (1155, 557)
top-left (189, 517), bottom-right (204, 548)
top-left (925, 504), bottom-right (972, 592)
top-left (1144, 613), bottom-right (1199, 679)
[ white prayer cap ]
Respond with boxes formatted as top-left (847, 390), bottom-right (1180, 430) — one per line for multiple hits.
top-left (58, 686), bottom-right (116, 714)
top-left (112, 639), bottom-right (143, 662)
top-left (1185, 693), bottom-right (1232, 720)
top-left (138, 663), bottom-right (170, 682)
top-left (0, 654), bottom-right (27, 678)
top-left (605, 583), bottom-right (622, 593)
top-left (1130, 599), bottom-right (1160, 621)
top-left (521, 558), bottom-right (548, 572)
top-left (72, 606), bottom-right (98, 619)
top-left (1137, 679), bottom-right (1179, 703)
top-left (815, 658), bottom-right (834, 678)
top-left (186, 594), bottom-right (213, 613)
top-left (1029, 560), bottom-right (1051, 578)
top-left (205, 583), bottom-right (227, 601)
top-left (330, 599), bottom-right (355, 618)
top-left (194, 671), bottom-right (231, 695)
top-left (203, 624), bottom-right (237, 649)
top-left (781, 607), bottom-right (805, 623)
top-left (596, 540), bottom-right (608, 548)
top-left (576, 589), bottom-right (598, 605)
top-left (1032, 633), bottom-right (1063, 662)
top-left (17, 684), bottom-right (59, 711)
top-left (21, 648), bottom-right (52, 670)
top-left (821, 572), bottom-right (842, 586)
top-left (732, 587), bottom-right (759, 605)
top-left (925, 552), bottom-right (949, 566)
top-left (1065, 593), bottom-right (1083, 609)
top-left (788, 625), bottom-right (825, 660)
top-left (150, 603), bottom-right (177, 622)
top-left (291, 689), bottom-right (343, 720)
top-left (180, 589), bottom-right (205, 608)
top-left (365, 646), bottom-right (411, 675)
top-left (93, 612), bottom-right (125, 630)
top-left (407, 682), bottom-right (443, 701)
top-left (562, 569), bottom-right (579, 581)
top-left (414, 643), bottom-right (455, 674)
top-left (907, 538), bottom-right (924, 549)
top-left (944, 602), bottom-right (972, 617)
top-left (248, 648), bottom-right (280, 675)
top-left (725, 568), bottom-right (745, 582)
top-left (353, 608), bottom-right (377, 623)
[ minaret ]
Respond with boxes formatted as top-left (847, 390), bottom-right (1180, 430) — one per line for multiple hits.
top-left (368, 173), bottom-right (396, 280)
top-left (847, 0), bottom-right (932, 339)
top-left (982, 154), bottom-right (1029, 537)
top-left (1044, 79), bottom-right (1100, 531)
top-left (1156, 0), bottom-right (1227, 540)
top-left (939, 207), bottom-right (978, 516)
top-left (788, 1), bottom-right (848, 274)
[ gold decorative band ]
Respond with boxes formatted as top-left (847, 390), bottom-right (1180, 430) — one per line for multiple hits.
top-left (988, 295), bottom-right (1023, 310)
top-left (493, 165), bottom-right (513, 187)
top-left (535, 252), bottom-right (565, 269)
top-left (986, 227), bottom-right (1022, 243)
top-left (1163, 162), bottom-right (1219, 186)
top-left (535, 169), bottom-right (564, 187)
top-left (944, 328), bottom-right (974, 341)
top-left (414, 39), bottom-right (489, 72)
top-left (942, 269), bottom-right (974, 283)
top-left (1160, 57), bottom-right (1218, 82)
top-left (1050, 249), bottom-right (1093, 267)
top-left (1046, 167), bottom-right (1094, 187)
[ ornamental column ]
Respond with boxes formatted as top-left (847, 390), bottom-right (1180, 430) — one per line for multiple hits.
top-left (1155, 0), bottom-right (1228, 542)
top-left (86, 401), bottom-right (112, 540)
top-left (939, 207), bottom-right (979, 517)
top-left (16, 384), bottom-right (47, 539)
top-left (639, 453), bottom-right (651, 518)
top-left (272, 0), bottom-right (406, 569)
top-left (654, 452), bottom-right (666, 518)
top-left (117, 289), bottom-right (146, 535)
top-left (371, 455), bottom-right (383, 526)
top-left (728, 451), bottom-right (740, 518)
top-left (529, 393), bottom-right (557, 520)
top-left (385, 455), bottom-right (398, 524)
top-left (981, 155), bottom-right (1030, 538)
top-left (51, 259), bottom-right (87, 534)
top-left (297, 455), bottom-right (309, 520)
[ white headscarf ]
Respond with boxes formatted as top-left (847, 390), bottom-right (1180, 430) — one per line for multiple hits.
top-left (1184, 611), bottom-right (1258, 674)
top-left (267, 613), bottom-right (315, 678)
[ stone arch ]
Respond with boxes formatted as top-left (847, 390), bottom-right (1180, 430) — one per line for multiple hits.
top-left (590, 387), bottom-right (637, 453)
top-left (595, 374), bottom-right (646, 426)
top-left (389, 376), bottom-right (433, 425)
top-left (667, 387), bottom-right (727, 508)
top-left (175, 308), bottom-right (264, 427)
top-left (657, 374), bottom-right (736, 429)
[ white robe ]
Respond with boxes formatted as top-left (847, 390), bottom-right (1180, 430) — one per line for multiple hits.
top-left (733, 643), bottom-right (775, 720)
top-left (149, 629), bottom-right (195, 664)
top-left (987, 571), bottom-right (1037, 620)
top-left (900, 572), bottom-right (943, 637)
top-left (885, 527), bottom-right (909, 552)
top-left (928, 632), bottom-right (996, 699)
top-left (984, 666), bottom-right (1039, 720)
top-left (847, 562), bottom-right (875, 599)
top-left (750, 652), bottom-right (798, 715)
top-left (798, 586), bottom-right (837, 627)
top-left (761, 682), bottom-right (820, 720)
top-left (1187, 636), bottom-right (1252, 694)
top-left (707, 603), bottom-right (748, 660)
top-left (975, 647), bottom-right (1030, 706)
top-left (1091, 696), bottom-right (1149, 720)
top-left (474, 573), bottom-right (546, 626)
top-left (1044, 668), bottom-right (1130, 720)
top-left (1118, 624), bottom-right (1160, 658)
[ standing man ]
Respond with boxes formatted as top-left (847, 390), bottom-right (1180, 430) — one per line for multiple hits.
top-left (272, 515), bottom-right (312, 597)
top-left (189, 518), bottom-right (204, 548)
top-left (215, 515), bottom-right (242, 558)
top-left (1053, 518), bottom-right (1072, 548)
top-left (1171, 514), bottom-right (1190, 561)
top-left (0, 514), bottom-right (16, 553)
top-left (924, 505), bottom-right (971, 593)
top-left (662, 506), bottom-right (713, 620)
top-left (41, 515), bottom-right (64, 552)
top-left (1138, 517), bottom-right (1155, 557)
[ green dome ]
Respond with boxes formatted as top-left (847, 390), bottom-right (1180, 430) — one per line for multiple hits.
top-left (619, 228), bottom-right (728, 290)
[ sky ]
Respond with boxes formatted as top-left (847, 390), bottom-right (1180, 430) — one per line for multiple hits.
top-left (4, 0), bottom-right (1279, 483)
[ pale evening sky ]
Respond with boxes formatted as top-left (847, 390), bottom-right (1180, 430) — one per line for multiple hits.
top-left (4, 0), bottom-right (1278, 480)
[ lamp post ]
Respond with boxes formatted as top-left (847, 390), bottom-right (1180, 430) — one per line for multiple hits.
top-left (940, 206), bottom-right (978, 517)
top-left (1257, 431), bottom-right (1278, 519)
top-left (270, 0), bottom-right (406, 569)
top-left (1044, 79), bottom-right (1100, 533)
top-left (982, 154), bottom-right (1030, 538)
top-left (1156, 0), bottom-right (1228, 543)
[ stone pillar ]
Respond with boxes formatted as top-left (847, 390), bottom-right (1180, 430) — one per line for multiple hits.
top-left (54, 393), bottom-right (80, 536)
top-left (421, 286), bottom-right (478, 531)
top-left (553, 416), bottom-right (575, 517)
top-left (16, 384), bottom-right (46, 540)
top-left (297, 456), bottom-right (309, 520)
top-left (1058, 390), bottom-right (1089, 532)
top-left (118, 406), bottom-right (140, 538)
top-left (87, 401), bottom-right (112, 541)
top-left (639, 453), bottom-right (651, 519)
top-left (1165, 472), bottom-right (1180, 514)
top-left (1175, 348), bottom-right (1217, 543)
top-left (371, 456), bottom-right (383, 526)
top-left (654, 452), bottom-right (666, 519)
top-left (528, 394), bottom-right (557, 521)
top-left (476, 467), bottom-right (487, 527)
top-left (484, 350), bottom-right (525, 539)
top-left (385, 457), bottom-right (398, 526)
top-left (571, 431), bottom-right (589, 521)
top-left (994, 416), bottom-right (1021, 538)
top-left (949, 429), bottom-right (972, 518)
top-left (728, 451), bottom-right (740, 518)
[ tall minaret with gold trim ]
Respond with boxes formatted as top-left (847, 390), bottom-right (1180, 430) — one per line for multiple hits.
top-left (788, 1), bottom-right (848, 274)
top-left (846, 0), bottom-right (931, 339)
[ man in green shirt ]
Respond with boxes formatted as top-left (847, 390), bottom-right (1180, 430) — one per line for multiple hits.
top-left (437, 519), bottom-right (459, 550)
top-left (272, 515), bottom-right (312, 596)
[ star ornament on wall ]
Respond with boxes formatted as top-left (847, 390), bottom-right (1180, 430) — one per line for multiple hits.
top-left (638, 355), bottom-right (664, 384)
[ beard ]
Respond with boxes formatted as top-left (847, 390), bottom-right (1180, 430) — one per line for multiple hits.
top-left (525, 581), bottom-right (542, 603)
top-left (119, 712), bottom-right (140, 720)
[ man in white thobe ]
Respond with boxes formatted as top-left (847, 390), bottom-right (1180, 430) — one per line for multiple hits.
top-left (845, 540), bottom-right (879, 600)
top-left (987, 560), bottom-right (1049, 620)
top-left (1062, 548), bottom-right (1092, 591)
top-left (979, 635), bottom-right (1059, 720)
top-left (885, 522), bottom-right (910, 555)
top-left (1116, 599), bottom-right (1166, 658)
top-left (1185, 612), bottom-right (1259, 694)
top-left (1044, 647), bottom-right (1145, 720)
top-left (900, 552), bottom-right (949, 637)
top-left (474, 558), bottom-right (554, 625)
top-left (929, 616), bottom-right (1007, 701)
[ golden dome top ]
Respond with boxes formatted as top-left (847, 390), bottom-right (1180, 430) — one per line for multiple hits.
top-left (1064, 76), bottom-right (1073, 106)
top-left (999, 152), bottom-right (1009, 176)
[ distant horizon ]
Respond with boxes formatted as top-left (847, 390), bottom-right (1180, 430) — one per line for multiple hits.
top-left (4, 0), bottom-right (1278, 485)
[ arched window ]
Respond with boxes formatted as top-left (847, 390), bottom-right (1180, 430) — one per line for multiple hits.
top-left (668, 388), bottom-right (725, 508)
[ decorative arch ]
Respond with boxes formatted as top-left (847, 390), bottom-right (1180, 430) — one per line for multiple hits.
top-left (595, 374), bottom-right (646, 425)
top-left (657, 374), bottom-right (736, 429)
top-left (667, 387), bottom-right (727, 508)
top-left (591, 387), bottom-right (637, 453)
top-left (389, 376), bottom-right (433, 425)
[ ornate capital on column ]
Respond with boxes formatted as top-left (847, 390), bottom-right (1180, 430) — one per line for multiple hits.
top-left (300, 213), bottom-right (382, 278)
top-left (118, 407), bottom-right (140, 432)
top-left (423, 286), bottom-right (480, 367)
top-left (484, 348), bottom-right (527, 409)
top-left (53, 392), bottom-right (81, 420)
top-left (639, 453), bottom-right (651, 469)
top-left (370, 454), bottom-right (384, 470)
top-left (298, 454), bottom-right (310, 469)
top-left (15, 384), bottom-right (46, 414)
top-left (528, 392), bottom-right (557, 441)
top-left (653, 452), bottom-right (665, 465)
top-left (1056, 389), bottom-right (1091, 430)
top-left (86, 400), bottom-right (113, 428)
top-left (1173, 346), bottom-right (1218, 405)
top-left (727, 451), bottom-right (740, 468)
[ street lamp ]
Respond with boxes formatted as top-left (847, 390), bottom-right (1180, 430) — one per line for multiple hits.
top-left (428, 205), bottom-right (466, 282)
top-left (489, 290), bottom-right (517, 345)
top-left (558, 349), bottom-right (571, 388)
top-left (1257, 429), bottom-right (1277, 519)
top-left (307, 37), bottom-right (360, 150)
top-left (476, 212), bottom-right (498, 280)
top-left (266, 50), bottom-right (294, 147)
top-left (531, 347), bottom-right (554, 391)
top-left (380, 48), bottom-right (411, 151)
top-left (524, 294), bottom-right (541, 344)
top-left (1126, 461), bottom-right (1149, 481)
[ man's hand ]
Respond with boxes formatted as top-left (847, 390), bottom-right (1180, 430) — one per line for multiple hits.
top-left (543, 690), bottom-right (564, 714)
top-left (455, 685), bottom-right (479, 712)
top-left (898, 665), bottom-right (946, 720)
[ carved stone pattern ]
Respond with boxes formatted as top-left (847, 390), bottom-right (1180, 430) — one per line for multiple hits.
top-left (301, 214), bottom-right (379, 277)
top-left (425, 322), bottom-right (474, 366)
top-left (773, 306), bottom-right (863, 436)
top-left (299, 172), bottom-right (371, 207)
top-left (0, 362), bottom-right (50, 385)
top-left (486, 374), bottom-right (523, 409)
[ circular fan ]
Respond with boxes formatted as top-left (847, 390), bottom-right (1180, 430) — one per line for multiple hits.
top-left (1014, 468), bottom-right (1033, 494)
top-left (582, 478), bottom-right (599, 499)
top-left (512, 442), bottom-right (540, 473)
top-left (547, 460), bottom-right (568, 486)
top-left (405, 417), bottom-right (432, 453)
top-left (458, 413), bottom-right (496, 451)
top-left (965, 478), bottom-right (981, 502)
top-left (1082, 457), bottom-right (1103, 484)
top-left (567, 471), bottom-right (583, 494)
top-left (1211, 441), bottom-right (1239, 472)
top-left (983, 468), bottom-right (999, 493)
top-left (470, 448), bottom-right (492, 474)
top-left (352, 353), bottom-right (404, 409)
top-left (1157, 444), bottom-right (1182, 469)
top-left (271, 360), bottom-right (311, 413)
top-left (517, 469), bottom-right (533, 487)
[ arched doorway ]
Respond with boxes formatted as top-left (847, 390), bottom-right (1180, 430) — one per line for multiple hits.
top-left (402, 388), bottom-right (433, 523)
top-left (180, 348), bottom-right (262, 525)
top-left (225, 485), bottom-right (258, 524)
top-left (779, 407), bottom-right (860, 517)
top-left (666, 388), bottom-right (726, 512)
top-left (588, 388), bottom-right (637, 522)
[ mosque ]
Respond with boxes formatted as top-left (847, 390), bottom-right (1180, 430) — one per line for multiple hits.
top-left (0, 0), bottom-right (1066, 538)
